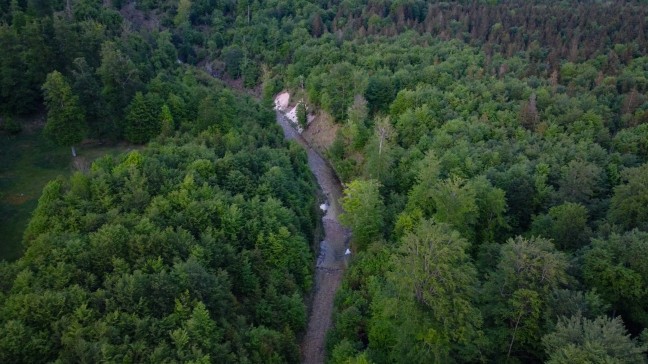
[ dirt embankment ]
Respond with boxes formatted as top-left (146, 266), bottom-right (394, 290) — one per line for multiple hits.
top-left (301, 111), bottom-right (339, 156)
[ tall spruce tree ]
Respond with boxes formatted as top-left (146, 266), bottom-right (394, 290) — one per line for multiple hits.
top-left (125, 92), bottom-right (159, 144)
top-left (42, 71), bottom-right (86, 157)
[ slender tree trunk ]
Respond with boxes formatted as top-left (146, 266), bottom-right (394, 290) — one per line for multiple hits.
top-left (507, 310), bottom-right (524, 359)
top-left (71, 146), bottom-right (77, 157)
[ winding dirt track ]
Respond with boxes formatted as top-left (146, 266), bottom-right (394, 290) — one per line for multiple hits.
top-left (275, 110), bottom-right (350, 364)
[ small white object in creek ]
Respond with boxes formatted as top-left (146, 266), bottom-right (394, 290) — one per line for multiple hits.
top-left (319, 203), bottom-right (328, 212)
top-left (345, 248), bottom-right (351, 256)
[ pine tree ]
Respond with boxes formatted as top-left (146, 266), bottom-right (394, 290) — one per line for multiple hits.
top-left (160, 104), bottom-right (174, 137)
top-left (125, 92), bottom-right (159, 144)
top-left (42, 71), bottom-right (86, 157)
top-left (296, 101), bottom-right (307, 129)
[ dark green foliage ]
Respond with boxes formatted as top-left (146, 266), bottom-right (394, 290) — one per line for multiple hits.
top-left (151, 31), bottom-right (178, 73)
top-left (482, 236), bottom-right (568, 360)
top-left (97, 41), bottom-right (142, 122)
top-left (222, 45), bottom-right (244, 78)
top-left (241, 57), bottom-right (259, 88)
top-left (124, 92), bottom-right (160, 144)
top-left (296, 102), bottom-right (307, 129)
top-left (531, 202), bottom-right (591, 251)
top-left (0, 82), bottom-right (317, 362)
top-left (0, 22), bottom-right (46, 114)
top-left (326, 247), bottom-right (390, 360)
top-left (42, 71), bottom-right (86, 151)
top-left (160, 104), bottom-right (174, 137)
top-left (365, 75), bottom-right (394, 115)
top-left (6, 1), bottom-right (648, 362)
top-left (321, 62), bottom-right (355, 121)
top-left (70, 58), bottom-right (109, 138)
top-left (0, 116), bottom-right (21, 134)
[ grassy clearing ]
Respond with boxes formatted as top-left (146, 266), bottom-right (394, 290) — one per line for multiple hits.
top-left (0, 117), bottom-right (135, 262)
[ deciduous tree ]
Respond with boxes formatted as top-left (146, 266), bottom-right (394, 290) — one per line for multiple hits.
top-left (340, 179), bottom-right (385, 250)
top-left (608, 163), bottom-right (648, 231)
top-left (543, 315), bottom-right (646, 364)
top-left (395, 220), bottom-right (484, 360)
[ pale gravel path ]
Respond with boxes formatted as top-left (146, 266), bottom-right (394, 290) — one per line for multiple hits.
top-left (275, 110), bottom-right (350, 364)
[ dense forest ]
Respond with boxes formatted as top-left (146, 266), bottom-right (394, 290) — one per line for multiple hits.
top-left (2, 0), bottom-right (648, 363)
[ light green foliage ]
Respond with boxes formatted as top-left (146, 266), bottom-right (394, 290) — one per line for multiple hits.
top-left (543, 315), bottom-right (647, 364)
top-left (608, 163), bottom-right (648, 231)
top-left (330, 339), bottom-right (359, 364)
top-left (340, 179), bottom-right (385, 250)
top-left (160, 104), bottom-right (174, 137)
top-left (394, 220), bottom-right (484, 361)
top-left (406, 151), bottom-right (441, 214)
top-left (492, 236), bottom-right (568, 296)
top-left (152, 31), bottom-right (178, 72)
top-left (42, 71), bottom-right (86, 151)
top-left (429, 176), bottom-right (478, 240)
top-left (569, 111), bottom-right (606, 142)
top-left (345, 95), bottom-right (370, 150)
top-left (394, 105), bottom-right (436, 147)
top-left (584, 229), bottom-right (648, 327)
top-left (347, 95), bottom-right (368, 126)
top-left (326, 247), bottom-right (390, 361)
top-left (472, 177), bottom-right (509, 243)
top-left (367, 294), bottom-right (439, 363)
top-left (363, 118), bottom-right (395, 183)
top-left (407, 158), bottom-right (506, 243)
top-left (174, 0), bottom-right (191, 28)
top-left (613, 124), bottom-right (648, 159)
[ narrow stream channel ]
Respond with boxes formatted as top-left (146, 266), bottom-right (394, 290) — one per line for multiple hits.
top-left (275, 109), bottom-right (351, 364)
